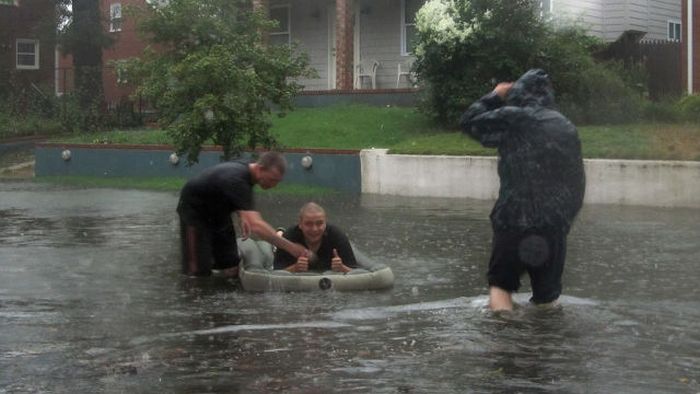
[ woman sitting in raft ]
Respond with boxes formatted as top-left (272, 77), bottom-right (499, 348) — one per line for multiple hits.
top-left (274, 202), bottom-right (358, 273)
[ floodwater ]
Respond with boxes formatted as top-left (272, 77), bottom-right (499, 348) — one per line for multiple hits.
top-left (0, 180), bottom-right (698, 393)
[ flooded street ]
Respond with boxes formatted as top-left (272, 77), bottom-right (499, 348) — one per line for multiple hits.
top-left (1, 180), bottom-right (699, 393)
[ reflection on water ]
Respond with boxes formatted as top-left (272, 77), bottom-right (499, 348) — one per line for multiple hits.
top-left (0, 180), bottom-right (699, 393)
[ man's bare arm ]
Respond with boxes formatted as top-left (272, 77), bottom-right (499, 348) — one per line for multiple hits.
top-left (238, 210), bottom-right (307, 258)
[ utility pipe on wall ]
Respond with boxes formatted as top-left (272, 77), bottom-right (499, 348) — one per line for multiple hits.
top-left (689, 0), bottom-right (694, 94)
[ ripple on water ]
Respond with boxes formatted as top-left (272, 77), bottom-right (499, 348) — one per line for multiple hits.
top-left (1, 183), bottom-right (699, 393)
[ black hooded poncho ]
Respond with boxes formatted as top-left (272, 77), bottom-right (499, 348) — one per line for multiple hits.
top-left (460, 69), bottom-right (585, 233)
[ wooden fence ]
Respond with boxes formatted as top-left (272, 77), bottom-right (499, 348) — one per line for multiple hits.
top-left (598, 39), bottom-right (682, 100)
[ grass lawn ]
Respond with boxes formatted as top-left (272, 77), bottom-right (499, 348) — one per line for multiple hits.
top-left (47, 128), bottom-right (172, 145)
top-left (47, 104), bottom-right (700, 161)
top-left (0, 113), bottom-right (63, 141)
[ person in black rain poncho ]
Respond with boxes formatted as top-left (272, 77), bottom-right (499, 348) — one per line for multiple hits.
top-left (460, 69), bottom-right (585, 311)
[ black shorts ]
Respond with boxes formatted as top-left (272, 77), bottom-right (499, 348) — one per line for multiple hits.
top-left (178, 209), bottom-right (239, 276)
top-left (487, 227), bottom-right (567, 304)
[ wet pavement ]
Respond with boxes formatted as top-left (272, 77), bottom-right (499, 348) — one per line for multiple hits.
top-left (1, 180), bottom-right (699, 393)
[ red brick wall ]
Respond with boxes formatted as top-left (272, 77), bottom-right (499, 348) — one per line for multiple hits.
top-left (681, 0), bottom-right (700, 94)
top-left (56, 53), bottom-right (73, 95)
top-left (101, 0), bottom-right (149, 108)
top-left (58, 0), bottom-right (148, 104)
top-left (0, 0), bottom-right (56, 92)
top-left (335, 0), bottom-right (354, 90)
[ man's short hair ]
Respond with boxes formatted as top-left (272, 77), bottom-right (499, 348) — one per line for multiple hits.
top-left (257, 151), bottom-right (287, 175)
top-left (299, 202), bottom-right (326, 219)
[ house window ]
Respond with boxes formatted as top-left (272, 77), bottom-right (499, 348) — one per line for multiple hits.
top-left (668, 20), bottom-right (681, 41)
top-left (110, 3), bottom-right (122, 32)
top-left (115, 61), bottom-right (128, 85)
top-left (145, 0), bottom-right (169, 8)
top-left (269, 5), bottom-right (291, 46)
top-left (539, 0), bottom-right (552, 17)
top-left (16, 39), bottom-right (39, 70)
top-left (401, 0), bottom-right (423, 55)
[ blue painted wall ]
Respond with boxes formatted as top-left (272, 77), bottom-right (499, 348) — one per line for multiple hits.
top-left (35, 145), bottom-right (361, 193)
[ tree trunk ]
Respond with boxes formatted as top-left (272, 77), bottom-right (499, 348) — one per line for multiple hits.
top-left (71, 0), bottom-right (105, 111)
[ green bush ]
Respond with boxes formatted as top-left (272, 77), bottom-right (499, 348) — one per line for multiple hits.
top-left (413, 1), bottom-right (648, 126)
top-left (677, 95), bottom-right (700, 123)
top-left (642, 100), bottom-right (682, 123)
top-left (55, 95), bottom-right (85, 133)
top-left (54, 93), bottom-right (111, 134)
top-left (557, 62), bottom-right (644, 124)
top-left (105, 97), bottom-right (144, 129)
top-left (0, 111), bottom-right (63, 140)
top-left (0, 73), bottom-right (57, 119)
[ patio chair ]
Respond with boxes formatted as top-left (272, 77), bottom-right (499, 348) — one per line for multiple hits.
top-left (355, 59), bottom-right (380, 89)
top-left (396, 60), bottom-right (415, 88)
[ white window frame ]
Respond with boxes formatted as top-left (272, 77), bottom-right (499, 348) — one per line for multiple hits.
top-left (269, 4), bottom-right (291, 46)
top-left (16, 39), bottom-right (39, 70)
top-left (110, 3), bottom-right (123, 33)
top-left (668, 20), bottom-right (681, 41)
top-left (539, 0), bottom-right (553, 18)
top-left (115, 61), bottom-right (128, 85)
top-left (145, 0), bottom-right (169, 8)
top-left (401, 0), bottom-right (420, 56)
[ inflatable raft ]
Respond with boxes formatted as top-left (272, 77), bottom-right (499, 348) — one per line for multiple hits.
top-left (237, 238), bottom-right (394, 292)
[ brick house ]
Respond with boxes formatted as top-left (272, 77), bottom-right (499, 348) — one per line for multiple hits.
top-left (57, 0), bottom-right (148, 110)
top-left (681, 0), bottom-right (699, 94)
top-left (0, 0), bottom-right (56, 95)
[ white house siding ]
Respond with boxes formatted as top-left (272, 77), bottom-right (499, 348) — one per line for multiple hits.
top-left (647, 0), bottom-right (683, 40)
top-left (551, 0), bottom-right (605, 37)
top-left (553, 0), bottom-right (681, 42)
top-left (292, 0), bottom-right (330, 90)
top-left (604, 0), bottom-right (681, 40)
top-left (602, 1), bottom-right (632, 41)
top-left (357, 0), bottom-right (414, 89)
top-left (270, 0), bottom-right (331, 90)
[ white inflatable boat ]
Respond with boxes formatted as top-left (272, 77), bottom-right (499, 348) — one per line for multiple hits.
top-left (237, 238), bottom-right (394, 292)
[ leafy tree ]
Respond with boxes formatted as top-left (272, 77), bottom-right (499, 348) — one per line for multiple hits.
top-left (128, 0), bottom-right (312, 164)
top-left (58, 0), bottom-right (113, 130)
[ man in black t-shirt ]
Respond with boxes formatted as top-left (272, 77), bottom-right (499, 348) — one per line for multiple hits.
top-left (177, 152), bottom-right (307, 277)
top-left (274, 202), bottom-right (357, 273)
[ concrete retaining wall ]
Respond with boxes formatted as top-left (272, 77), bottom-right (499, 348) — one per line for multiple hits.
top-left (32, 144), bottom-right (700, 207)
top-left (35, 144), bottom-right (362, 193)
top-left (361, 149), bottom-right (700, 208)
